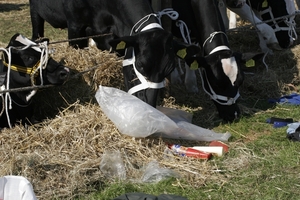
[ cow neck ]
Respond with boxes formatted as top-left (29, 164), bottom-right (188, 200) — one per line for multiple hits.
top-left (123, 13), bottom-right (166, 95)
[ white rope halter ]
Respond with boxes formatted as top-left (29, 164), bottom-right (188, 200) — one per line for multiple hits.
top-left (0, 35), bottom-right (49, 128)
top-left (123, 9), bottom-right (179, 95)
top-left (259, 7), bottom-right (297, 41)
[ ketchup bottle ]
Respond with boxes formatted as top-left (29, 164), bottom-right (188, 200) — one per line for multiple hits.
top-left (168, 144), bottom-right (211, 159)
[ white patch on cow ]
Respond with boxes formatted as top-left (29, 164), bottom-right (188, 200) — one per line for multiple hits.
top-left (15, 35), bottom-right (41, 52)
top-left (221, 57), bottom-right (238, 86)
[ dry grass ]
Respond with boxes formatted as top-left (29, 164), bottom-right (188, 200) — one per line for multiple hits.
top-left (1, 1), bottom-right (300, 199)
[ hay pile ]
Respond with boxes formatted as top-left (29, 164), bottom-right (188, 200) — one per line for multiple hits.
top-left (0, 43), bottom-right (227, 199)
top-left (1, 5), bottom-right (300, 198)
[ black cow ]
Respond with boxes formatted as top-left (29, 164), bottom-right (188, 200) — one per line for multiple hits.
top-left (224, 0), bottom-right (297, 52)
top-left (0, 33), bottom-right (69, 128)
top-left (168, 0), bottom-right (263, 122)
top-left (29, 0), bottom-right (200, 107)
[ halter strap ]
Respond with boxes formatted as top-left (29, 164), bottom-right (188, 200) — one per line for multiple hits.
top-left (198, 68), bottom-right (240, 105)
top-left (122, 13), bottom-right (170, 95)
top-left (260, 7), bottom-right (297, 40)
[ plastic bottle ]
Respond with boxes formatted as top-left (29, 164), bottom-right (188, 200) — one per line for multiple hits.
top-left (168, 144), bottom-right (211, 159)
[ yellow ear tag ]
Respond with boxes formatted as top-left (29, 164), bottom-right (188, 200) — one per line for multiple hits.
top-left (190, 60), bottom-right (199, 70)
top-left (177, 48), bottom-right (187, 59)
top-left (116, 41), bottom-right (126, 50)
top-left (262, 0), bottom-right (268, 8)
top-left (245, 59), bottom-right (255, 67)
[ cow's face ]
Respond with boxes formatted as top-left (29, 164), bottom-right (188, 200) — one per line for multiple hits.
top-left (4, 34), bottom-right (69, 89)
top-left (110, 30), bottom-right (200, 107)
top-left (186, 51), bottom-right (263, 122)
top-left (261, 0), bottom-right (296, 48)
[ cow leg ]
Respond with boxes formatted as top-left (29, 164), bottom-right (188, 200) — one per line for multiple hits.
top-left (30, 9), bottom-right (45, 40)
top-left (68, 25), bottom-right (89, 49)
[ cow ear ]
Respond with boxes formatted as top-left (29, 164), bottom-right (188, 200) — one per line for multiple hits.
top-left (109, 36), bottom-right (137, 53)
top-left (185, 56), bottom-right (207, 70)
top-left (7, 33), bottom-right (22, 47)
top-left (173, 41), bottom-right (201, 59)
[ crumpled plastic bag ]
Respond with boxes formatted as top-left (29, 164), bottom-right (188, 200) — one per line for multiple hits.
top-left (141, 161), bottom-right (179, 183)
top-left (100, 150), bottom-right (126, 180)
top-left (0, 176), bottom-right (37, 200)
top-left (95, 85), bottom-right (179, 138)
top-left (95, 86), bottom-right (231, 141)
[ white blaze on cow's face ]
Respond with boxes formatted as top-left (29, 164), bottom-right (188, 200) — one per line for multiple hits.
top-left (221, 57), bottom-right (238, 86)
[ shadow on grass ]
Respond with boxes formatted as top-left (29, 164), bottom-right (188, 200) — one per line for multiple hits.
top-left (0, 3), bottom-right (27, 12)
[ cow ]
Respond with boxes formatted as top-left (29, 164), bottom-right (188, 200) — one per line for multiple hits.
top-left (29, 0), bottom-right (200, 108)
top-left (0, 33), bottom-right (70, 128)
top-left (165, 0), bottom-right (264, 122)
top-left (222, 0), bottom-right (297, 53)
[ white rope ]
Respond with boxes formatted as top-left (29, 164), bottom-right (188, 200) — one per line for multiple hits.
top-left (0, 47), bottom-right (13, 128)
top-left (176, 20), bottom-right (191, 44)
top-left (156, 8), bottom-right (179, 25)
top-left (0, 39), bottom-right (49, 128)
top-left (202, 31), bottom-right (228, 49)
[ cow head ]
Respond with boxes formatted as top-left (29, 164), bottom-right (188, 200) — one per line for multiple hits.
top-left (185, 50), bottom-right (263, 122)
top-left (3, 34), bottom-right (69, 89)
top-left (258, 0), bottom-right (296, 48)
top-left (0, 33), bottom-right (70, 128)
top-left (109, 29), bottom-right (200, 107)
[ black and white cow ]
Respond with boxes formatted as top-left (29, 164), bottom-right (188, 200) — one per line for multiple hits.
top-left (29, 0), bottom-right (199, 108)
top-left (169, 0), bottom-right (263, 122)
top-left (0, 33), bottom-right (69, 128)
top-left (223, 0), bottom-right (297, 52)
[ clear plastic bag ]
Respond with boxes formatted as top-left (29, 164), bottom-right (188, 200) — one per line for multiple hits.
top-left (95, 86), bottom-right (231, 141)
top-left (95, 86), bottom-right (178, 138)
top-left (100, 150), bottom-right (126, 180)
top-left (141, 161), bottom-right (179, 183)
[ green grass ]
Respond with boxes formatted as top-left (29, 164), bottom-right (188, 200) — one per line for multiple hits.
top-left (76, 104), bottom-right (300, 200)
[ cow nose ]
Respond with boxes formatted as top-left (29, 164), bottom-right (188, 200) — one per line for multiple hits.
top-left (60, 67), bottom-right (70, 80)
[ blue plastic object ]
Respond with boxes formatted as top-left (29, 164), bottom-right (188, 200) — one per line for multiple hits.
top-left (273, 121), bottom-right (289, 128)
top-left (269, 93), bottom-right (300, 105)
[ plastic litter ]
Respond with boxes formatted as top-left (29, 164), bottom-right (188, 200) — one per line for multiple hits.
top-left (168, 144), bottom-right (212, 159)
top-left (191, 146), bottom-right (224, 157)
top-left (141, 161), bottom-right (179, 183)
top-left (286, 122), bottom-right (300, 134)
top-left (209, 140), bottom-right (229, 153)
top-left (266, 117), bottom-right (293, 128)
top-left (269, 93), bottom-right (300, 105)
top-left (95, 86), bottom-right (231, 141)
top-left (100, 150), bottom-right (126, 180)
top-left (0, 176), bottom-right (37, 200)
